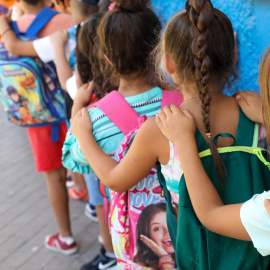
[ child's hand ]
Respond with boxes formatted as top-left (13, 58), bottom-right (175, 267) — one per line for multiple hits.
top-left (50, 30), bottom-right (68, 49)
top-left (235, 91), bottom-right (263, 124)
top-left (156, 104), bottom-right (196, 145)
top-left (140, 234), bottom-right (168, 257)
top-left (70, 107), bottom-right (93, 140)
top-left (74, 81), bottom-right (94, 107)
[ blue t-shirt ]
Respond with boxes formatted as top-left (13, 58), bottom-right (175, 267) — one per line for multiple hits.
top-left (62, 87), bottom-right (163, 173)
top-left (67, 25), bottom-right (77, 71)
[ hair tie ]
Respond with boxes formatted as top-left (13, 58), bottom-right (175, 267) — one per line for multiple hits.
top-left (108, 2), bottom-right (116, 11)
top-left (206, 133), bottom-right (211, 139)
top-left (185, 0), bottom-right (213, 12)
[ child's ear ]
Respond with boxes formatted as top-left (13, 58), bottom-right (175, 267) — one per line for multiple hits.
top-left (164, 53), bottom-right (177, 75)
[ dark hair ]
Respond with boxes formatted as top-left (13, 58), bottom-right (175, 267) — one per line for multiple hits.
top-left (21, 0), bottom-right (42, 5)
top-left (98, 0), bottom-right (161, 78)
top-left (7, 86), bottom-right (17, 95)
top-left (161, 0), bottom-right (235, 179)
top-left (133, 203), bottom-right (175, 269)
top-left (75, 23), bottom-right (93, 85)
top-left (71, 0), bottom-right (99, 17)
top-left (77, 12), bottom-right (115, 97)
top-left (98, 0), bottom-right (111, 12)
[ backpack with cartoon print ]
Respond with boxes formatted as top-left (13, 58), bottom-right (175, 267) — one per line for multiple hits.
top-left (0, 7), bottom-right (65, 138)
top-left (96, 90), bottom-right (183, 270)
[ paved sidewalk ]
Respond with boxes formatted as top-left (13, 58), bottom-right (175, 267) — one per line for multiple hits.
top-left (0, 107), bottom-right (100, 270)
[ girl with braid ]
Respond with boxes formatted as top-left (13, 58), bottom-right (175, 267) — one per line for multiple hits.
top-left (157, 47), bottom-right (270, 257)
top-left (71, 0), bottom-right (270, 269)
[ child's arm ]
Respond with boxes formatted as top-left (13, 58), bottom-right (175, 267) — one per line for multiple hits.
top-left (71, 82), bottom-right (94, 119)
top-left (50, 30), bottom-right (73, 91)
top-left (70, 107), bottom-right (164, 192)
top-left (156, 104), bottom-right (250, 241)
top-left (0, 15), bottom-right (37, 56)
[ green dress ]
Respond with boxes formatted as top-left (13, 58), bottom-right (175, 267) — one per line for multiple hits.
top-left (157, 109), bottom-right (270, 269)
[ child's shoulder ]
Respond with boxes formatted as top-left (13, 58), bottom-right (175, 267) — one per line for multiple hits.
top-left (39, 13), bottom-right (73, 37)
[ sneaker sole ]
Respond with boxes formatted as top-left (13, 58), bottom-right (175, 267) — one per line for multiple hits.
top-left (44, 239), bottom-right (78, 255)
top-left (98, 264), bottom-right (118, 270)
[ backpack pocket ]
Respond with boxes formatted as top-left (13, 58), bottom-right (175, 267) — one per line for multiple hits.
top-left (0, 59), bottom-right (65, 127)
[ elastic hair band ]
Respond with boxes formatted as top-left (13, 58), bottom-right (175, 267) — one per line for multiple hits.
top-left (206, 133), bottom-right (211, 139)
top-left (109, 2), bottom-right (116, 11)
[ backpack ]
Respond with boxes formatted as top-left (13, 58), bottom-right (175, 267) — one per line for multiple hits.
top-left (156, 108), bottom-right (270, 270)
top-left (96, 90), bottom-right (183, 270)
top-left (0, 7), bottom-right (66, 137)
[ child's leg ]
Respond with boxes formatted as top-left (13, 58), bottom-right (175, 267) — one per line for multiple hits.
top-left (82, 174), bottom-right (116, 269)
top-left (95, 205), bottom-right (114, 253)
top-left (45, 165), bottom-right (72, 237)
top-left (68, 172), bottom-right (89, 201)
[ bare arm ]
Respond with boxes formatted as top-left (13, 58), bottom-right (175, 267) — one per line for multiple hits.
top-left (71, 108), bottom-right (166, 192)
top-left (71, 82), bottom-right (94, 119)
top-left (0, 16), bottom-right (37, 56)
top-left (156, 105), bottom-right (250, 241)
top-left (50, 30), bottom-right (73, 90)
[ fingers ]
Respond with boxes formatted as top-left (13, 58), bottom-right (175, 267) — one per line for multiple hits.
top-left (235, 93), bottom-right (249, 108)
top-left (87, 81), bottom-right (95, 93)
top-left (81, 107), bottom-right (88, 117)
top-left (156, 114), bottom-right (162, 128)
top-left (181, 109), bottom-right (194, 120)
top-left (140, 234), bottom-right (157, 249)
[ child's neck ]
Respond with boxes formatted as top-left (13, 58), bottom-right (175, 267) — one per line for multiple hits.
top-left (21, 2), bottom-right (45, 15)
top-left (118, 74), bottom-right (155, 98)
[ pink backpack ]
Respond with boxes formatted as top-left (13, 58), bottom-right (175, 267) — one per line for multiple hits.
top-left (96, 90), bottom-right (183, 269)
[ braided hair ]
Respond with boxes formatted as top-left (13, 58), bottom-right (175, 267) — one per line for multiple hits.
top-left (162, 0), bottom-right (235, 179)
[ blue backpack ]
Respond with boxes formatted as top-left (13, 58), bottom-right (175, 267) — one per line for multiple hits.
top-left (0, 7), bottom-right (66, 139)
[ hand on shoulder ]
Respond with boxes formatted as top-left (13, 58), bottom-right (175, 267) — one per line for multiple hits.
top-left (234, 90), bottom-right (263, 124)
top-left (156, 104), bottom-right (196, 148)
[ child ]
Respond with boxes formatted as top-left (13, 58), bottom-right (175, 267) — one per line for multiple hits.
top-left (63, 1), bottom-right (166, 269)
top-left (70, 0), bottom-right (270, 269)
top-left (156, 46), bottom-right (270, 257)
top-left (0, 0), bottom-right (77, 255)
top-left (0, 0), bottom-right (100, 201)
top-left (71, 11), bottom-right (119, 270)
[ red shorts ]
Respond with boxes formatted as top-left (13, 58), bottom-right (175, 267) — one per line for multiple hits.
top-left (27, 122), bottom-right (68, 172)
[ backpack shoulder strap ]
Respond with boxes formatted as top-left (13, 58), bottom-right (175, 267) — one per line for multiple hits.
top-left (25, 7), bottom-right (58, 36)
top-left (161, 90), bottom-right (183, 108)
top-left (235, 107), bottom-right (256, 147)
top-left (95, 91), bottom-right (140, 135)
top-left (10, 21), bottom-right (20, 36)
